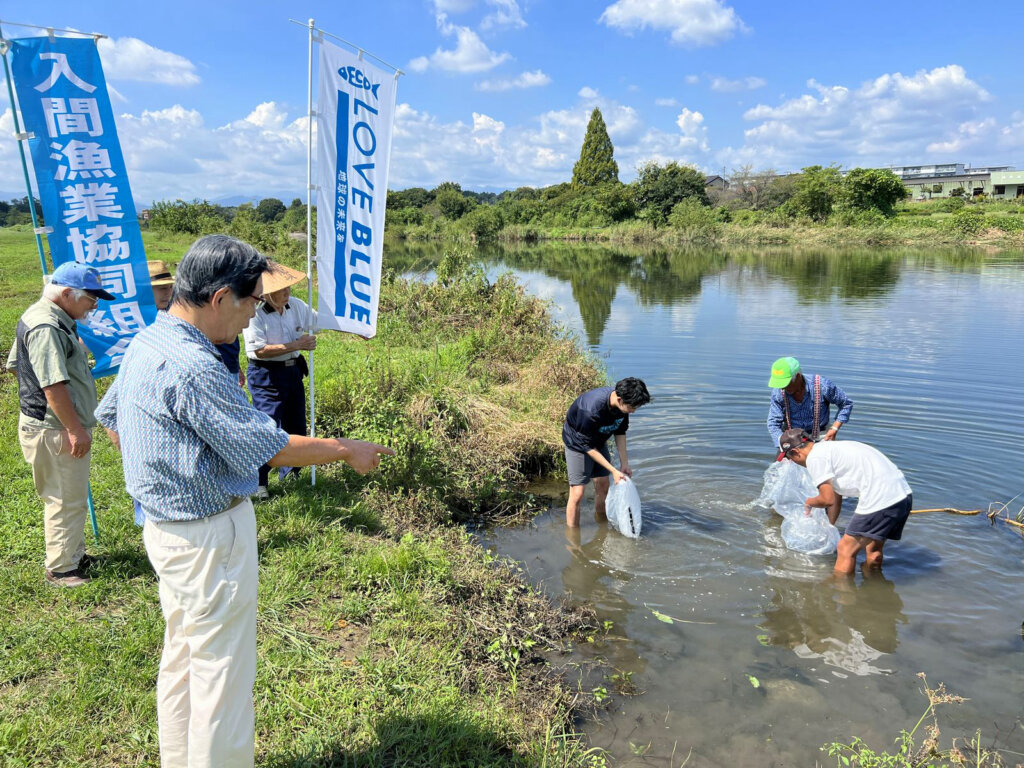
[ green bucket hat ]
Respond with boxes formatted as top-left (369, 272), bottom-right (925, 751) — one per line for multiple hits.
top-left (768, 357), bottom-right (800, 388)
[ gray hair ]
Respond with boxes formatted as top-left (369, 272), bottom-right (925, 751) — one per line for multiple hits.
top-left (42, 282), bottom-right (88, 302)
top-left (171, 235), bottom-right (267, 308)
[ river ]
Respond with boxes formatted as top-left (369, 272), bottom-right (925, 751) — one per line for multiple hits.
top-left (393, 243), bottom-right (1024, 767)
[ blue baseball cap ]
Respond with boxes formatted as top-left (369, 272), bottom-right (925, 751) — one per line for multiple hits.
top-left (50, 261), bottom-right (116, 301)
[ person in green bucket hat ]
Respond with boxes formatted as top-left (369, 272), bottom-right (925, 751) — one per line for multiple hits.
top-left (767, 357), bottom-right (853, 448)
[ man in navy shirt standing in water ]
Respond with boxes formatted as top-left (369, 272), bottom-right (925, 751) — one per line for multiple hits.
top-left (562, 378), bottom-right (650, 527)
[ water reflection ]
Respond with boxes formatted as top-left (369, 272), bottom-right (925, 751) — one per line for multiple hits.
top-left (489, 246), bottom-right (724, 345)
top-left (752, 251), bottom-right (902, 301)
top-left (759, 573), bottom-right (907, 677)
top-left (562, 524), bottom-right (647, 676)
top-left (386, 241), bottom-right (992, 346)
top-left (457, 240), bottom-right (1024, 766)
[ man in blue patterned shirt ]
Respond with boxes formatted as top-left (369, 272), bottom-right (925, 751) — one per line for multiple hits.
top-left (96, 235), bottom-right (393, 768)
top-left (767, 357), bottom-right (853, 447)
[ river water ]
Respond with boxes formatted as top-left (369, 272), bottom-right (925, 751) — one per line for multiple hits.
top-left (394, 244), bottom-right (1024, 767)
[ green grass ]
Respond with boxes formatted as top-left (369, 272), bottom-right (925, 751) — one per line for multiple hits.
top-left (0, 229), bottom-right (609, 767)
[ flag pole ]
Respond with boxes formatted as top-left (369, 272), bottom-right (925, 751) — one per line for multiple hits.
top-left (0, 24), bottom-right (48, 277)
top-left (2, 24), bottom-right (101, 542)
top-left (306, 17), bottom-right (317, 487)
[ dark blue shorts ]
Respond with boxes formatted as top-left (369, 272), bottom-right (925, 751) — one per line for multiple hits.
top-left (845, 494), bottom-right (912, 542)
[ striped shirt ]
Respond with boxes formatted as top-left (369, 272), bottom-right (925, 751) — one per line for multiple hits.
top-left (95, 313), bottom-right (289, 522)
top-left (767, 373), bottom-right (853, 446)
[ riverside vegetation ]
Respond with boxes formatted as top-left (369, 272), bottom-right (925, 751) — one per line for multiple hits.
top-left (113, 167), bottom-right (1024, 255)
top-left (1, 225), bottom-right (1013, 766)
top-left (0, 226), bottom-right (612, 767)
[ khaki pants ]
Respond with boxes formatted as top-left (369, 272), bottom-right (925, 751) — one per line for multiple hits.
top-left (143, 499), bottom-right (258, 768)
top-left (18, 423), bottom-right (90, 573)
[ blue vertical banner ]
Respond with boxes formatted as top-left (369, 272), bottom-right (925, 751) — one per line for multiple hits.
top-left (316, 39), bottom-right (398, 338)
top-left (10, 35), bottom-right (155, 377)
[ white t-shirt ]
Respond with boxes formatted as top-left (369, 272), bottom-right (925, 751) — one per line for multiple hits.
top-left (243, 297), bottom-right (316, 362)
top-left (805, 440), bottom-right (911, 515)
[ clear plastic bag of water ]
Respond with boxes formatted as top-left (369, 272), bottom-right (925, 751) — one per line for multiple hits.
top-left (755, 460), bottom-right (840, 554)
top-left (781, 507), bottom-right (841, 555)
top-left (606, 477), bottom-right (642, 538)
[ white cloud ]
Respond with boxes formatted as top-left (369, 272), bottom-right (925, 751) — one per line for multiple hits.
top-left (656, 97), bottom-right (680, 107)
top-left (685, 74), bottom-right (700, 85)
top-left (113, 101), bottom-right (308, 201)
top-left (0, 86), bottom-right (724, 202)
top-left (720, 65), bottom-right (998, 170)
top-left (409, 15), bottom-right (512, 73)
top-left (9, 57), bottom-right (1016, 207)
top-left (925, 111), bottom-right (1024, 154)
top-left (97, 36), bottom-right (200, 86)
top-left (5, 29), bottom-right (199, 87)
top-left (481, 0), bottom-right (526, 30)
top-left (389, 90), bottom-right (711, 190)
top-left (475, 70), bottom-right (552, 92)
top-left (600, 0), bottom-right (746, 47)
top-left (428, 0), bottom-right (526, 29)
top-left (709, 75), bottom-right (766, 92)
top-left (926, 118), bottom-right (998, 154)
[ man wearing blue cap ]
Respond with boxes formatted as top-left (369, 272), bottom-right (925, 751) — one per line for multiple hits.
top-left (6, 262), bottom-right (115, 587)
top-left (767, 356), bottom-right (853, 448)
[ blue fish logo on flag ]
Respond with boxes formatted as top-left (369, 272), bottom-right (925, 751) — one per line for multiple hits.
top-left (338, 65), bottom-right (380, 98)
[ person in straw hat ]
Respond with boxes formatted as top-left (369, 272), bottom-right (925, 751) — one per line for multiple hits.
top-left (242, 260), bottom-right (317, 499)
top-left (149, 259), bottom-right (245, 387)
top-left (147, 259), bottom-right (175, 312)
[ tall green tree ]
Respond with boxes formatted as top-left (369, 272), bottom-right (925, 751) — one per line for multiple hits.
top-left (790, 165), bottom-right (843, 221)
top-left (572, 108), bottom-right (619, 188)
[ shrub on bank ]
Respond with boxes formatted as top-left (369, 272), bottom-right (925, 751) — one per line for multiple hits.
top-left (667, 198), bottom-right (723, 242)
top-left (987, 214), bottom-right (1024, 233)
top-left (947, 207), bottom-right (986, 236)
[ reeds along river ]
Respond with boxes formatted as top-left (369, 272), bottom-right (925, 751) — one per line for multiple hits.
top-left (390, 243), bottom-right (1024, 767)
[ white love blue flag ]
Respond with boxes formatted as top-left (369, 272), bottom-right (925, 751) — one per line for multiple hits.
top-left (315, 40), bottom-right (398, 338)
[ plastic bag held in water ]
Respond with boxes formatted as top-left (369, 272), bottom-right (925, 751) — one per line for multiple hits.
top-left (781, 507), bottom-right (841, 555)
top-left (606, 477), bottom-right (642, 538)
top-left (755, 461), bottom-right (840, 554)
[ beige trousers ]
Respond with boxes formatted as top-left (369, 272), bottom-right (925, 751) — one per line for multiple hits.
top-left (18, 423), bottom-right (90, 573)
top-left (143, 498), bottom-right (258, 768)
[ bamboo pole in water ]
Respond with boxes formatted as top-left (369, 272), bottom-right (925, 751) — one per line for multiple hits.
top-left (987, 513), bottom-right (1024, 531)
top-left (909, 508), bottom-right (982, 516)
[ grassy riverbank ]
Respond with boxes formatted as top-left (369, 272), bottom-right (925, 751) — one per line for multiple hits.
top-left (0, 227), bottom-right (610, 767)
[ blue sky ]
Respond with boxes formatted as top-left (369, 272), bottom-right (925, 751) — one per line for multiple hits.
top-left (3, 0), bottom-right (1023, 202)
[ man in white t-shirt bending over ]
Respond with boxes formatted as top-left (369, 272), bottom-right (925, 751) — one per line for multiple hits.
top-left (777, 428), bottom-right (913, 575)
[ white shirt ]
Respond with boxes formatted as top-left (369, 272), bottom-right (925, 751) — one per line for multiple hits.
top-left (805, 440), bottom-right (911, 515)
top-left (242, 297), bottom-right (316, 362)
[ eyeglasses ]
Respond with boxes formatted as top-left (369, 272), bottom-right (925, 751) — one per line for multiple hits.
top-left (243, 291), bottom-right (264, 310)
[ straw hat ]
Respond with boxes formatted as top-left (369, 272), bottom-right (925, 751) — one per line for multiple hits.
top-left (147, 260), bottom-right (175, 287)
top-left (260, 261), bottom-right (307, 294)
